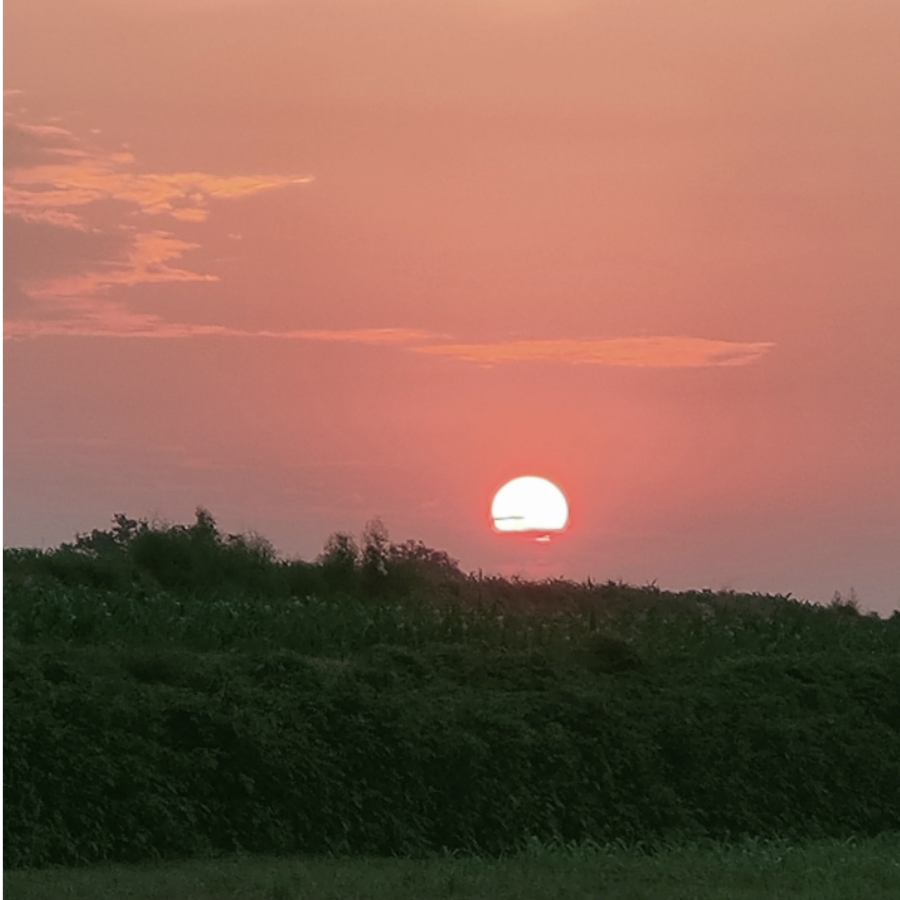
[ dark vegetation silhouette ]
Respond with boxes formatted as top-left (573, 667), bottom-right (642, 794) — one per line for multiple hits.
top-left (4, 508), bottom-right (900, 869)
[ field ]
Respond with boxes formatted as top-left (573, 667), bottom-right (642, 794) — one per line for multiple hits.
top-left (4, 510), bottom-right (900, 882)
top-left (6, 834), bottom-right (900, 900)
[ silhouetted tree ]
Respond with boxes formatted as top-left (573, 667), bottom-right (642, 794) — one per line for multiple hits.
top-left (361, 517), bottom-right (391, 599)
top-left (317, 531), bottom-right (360, 594)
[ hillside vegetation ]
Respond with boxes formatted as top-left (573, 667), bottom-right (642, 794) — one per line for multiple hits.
top-left (4, 508), bottom-right (900, 870)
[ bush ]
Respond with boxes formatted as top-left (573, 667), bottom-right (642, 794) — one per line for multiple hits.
top-left (5, 510), bottom-right (900, 869)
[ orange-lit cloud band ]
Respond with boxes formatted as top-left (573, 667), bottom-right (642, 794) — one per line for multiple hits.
top-left (4, 111), bottom-right (315, 339)
top-left (414, 336), bottom-right (775, 367)
top-left (23, 232), bottom-right (219, 300)
top-left (4, 124), bottom-right (313, 229)
top-left (4, 113), bottom-right (773, 369)
top-left (3, 315), bottom-right (438, 343)
top-left (5, 315), bottom-right (773, 370)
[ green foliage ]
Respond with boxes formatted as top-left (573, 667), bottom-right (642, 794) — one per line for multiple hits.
top-left (6, 835), bottom-right (900, 900)
top-left (4, 509), bottom-right (281, 601)
top-left (6, 637), bottom-right (900, 870)
top-left (4, 510), bottom-right (900, 871)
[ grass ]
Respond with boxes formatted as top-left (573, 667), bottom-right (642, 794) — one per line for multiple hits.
top-left (5, 834), bottom-right (900, 900)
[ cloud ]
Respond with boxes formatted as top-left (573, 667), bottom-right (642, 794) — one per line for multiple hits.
top-left (4, 118), bottom-right (313, 230)
top-left (3, 114), bottom-right (773, 370)
top-left (5, 309), bottom-right (772, 373)
top-left (4, 312), bottom-right (436, 342)
top-left (23, 231), bottom-right (219, 300)
top-left (413, 336), bottom-right (775, 367)
top-left (4, 153), bottom-right (312, 228)
top-left (4, 110), bottom-right (313, 337)
top-left (3, 215), bottom-right (130, 320)
top-left (15, 123), bottom-right (74, 138)
top-left (267, 327), bottom-right (437, 344)
top-left (2, 116), bottom-right (446, 348)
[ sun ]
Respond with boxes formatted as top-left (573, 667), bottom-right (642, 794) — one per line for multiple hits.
top-left (491, 476), bottom-right (569, 536)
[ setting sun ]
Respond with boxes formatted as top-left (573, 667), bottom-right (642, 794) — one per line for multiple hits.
top-left (491, 476), bottom-right (569, 535)
top-left (4, 0), bottom-right (899, 615)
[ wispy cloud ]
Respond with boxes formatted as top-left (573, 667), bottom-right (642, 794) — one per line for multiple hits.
top-left (4, 121), bottom-right (312, 229)
top-left (267, 327), bottom-right (437, 344)
top-left (15, 123), bottom-right (74, 138)
top-left (3, 110), bottom-right (773, 369)
top-left (22, 231), bottom-right (219, 300)
top-left (413, 336), bottom-right (775, 367)
top-left (5, 316), bottom-right (773, 372)
top-left (4, 108), bottom-right (314, 339)
top-left (4, 312), bottom-right (437, 343)
top-left (6, 166), bottom-right (312, 226)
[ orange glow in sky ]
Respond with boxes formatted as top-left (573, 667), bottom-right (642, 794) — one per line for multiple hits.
top-left (4, 0), bottom-right (899, 613)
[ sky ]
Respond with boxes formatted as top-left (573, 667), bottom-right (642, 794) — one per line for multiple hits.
top-left (4, 0), bottom-right (899, 614)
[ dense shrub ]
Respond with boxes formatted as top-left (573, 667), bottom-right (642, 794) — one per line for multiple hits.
top-left (4, 510), bottom-right (900, 869)
top-left (6, 640), bottom-right (900, 869)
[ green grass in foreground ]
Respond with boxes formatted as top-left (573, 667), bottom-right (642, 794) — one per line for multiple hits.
top-left (5, 835), bottom-right (900, 900)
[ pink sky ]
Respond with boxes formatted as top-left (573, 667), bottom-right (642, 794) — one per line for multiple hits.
top-left (5, 0), bottom-right (899, 613)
